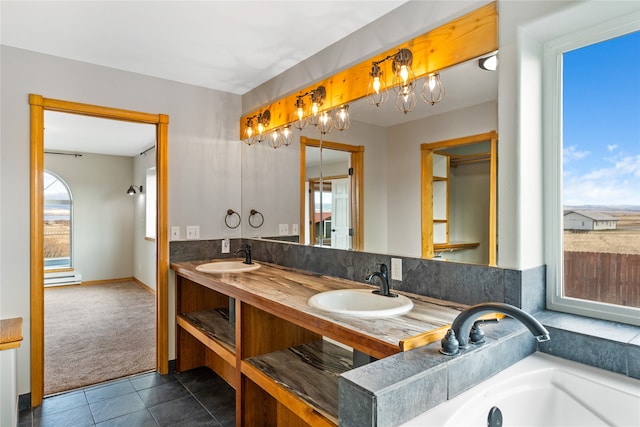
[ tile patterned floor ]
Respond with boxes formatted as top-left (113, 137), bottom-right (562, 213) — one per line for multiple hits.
top-left (18, 367), bottom-right (235, 427)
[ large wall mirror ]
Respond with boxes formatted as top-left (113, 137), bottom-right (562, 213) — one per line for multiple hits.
top-left (239, 3), bottom-right (498, 265)
top-left (240, 55), bottom-right (498, 265)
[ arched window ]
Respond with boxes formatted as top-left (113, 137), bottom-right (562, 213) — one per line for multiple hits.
top-left (44, 171), bottom-right (73, 270)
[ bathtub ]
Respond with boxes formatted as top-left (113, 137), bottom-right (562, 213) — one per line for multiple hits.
top-left (401, 352), bottom-right (640, 427)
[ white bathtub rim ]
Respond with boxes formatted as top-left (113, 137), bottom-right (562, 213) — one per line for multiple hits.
top-left (400, 352), bottom-right (640, 427)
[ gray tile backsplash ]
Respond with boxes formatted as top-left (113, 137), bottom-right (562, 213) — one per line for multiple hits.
top-left (171, 239), bottom-right (541, 310)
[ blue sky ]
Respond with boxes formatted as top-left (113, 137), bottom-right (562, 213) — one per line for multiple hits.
top-left (563, 30), bottom-right (640, 207)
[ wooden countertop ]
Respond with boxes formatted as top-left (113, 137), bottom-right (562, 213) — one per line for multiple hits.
top-left (171, 260), bottom-right (465, 359)
top-left (0, 317), bottom-right (23, 351)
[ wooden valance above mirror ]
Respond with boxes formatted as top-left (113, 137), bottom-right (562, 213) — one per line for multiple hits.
top-left (239, 2), bottom-right (498, 138)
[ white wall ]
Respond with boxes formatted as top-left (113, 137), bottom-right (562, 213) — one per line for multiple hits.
top-left (133, 149), bottom-right (156, 289)
top-left (45, 152), bottom-right (135, 282)
top-left (0, 45), bottom-right (241, 394)
top-left (386, 101), bottom-right (497, 258)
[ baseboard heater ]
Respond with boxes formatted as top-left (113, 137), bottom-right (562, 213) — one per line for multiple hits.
top-left (44, 272), bottom-right (82, 286)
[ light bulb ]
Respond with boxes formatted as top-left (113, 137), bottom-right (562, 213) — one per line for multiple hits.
top-left (400, 65), bottom-right (409, 85)
top-left (297, 107), bottom-right (304, 121)
top-left (428, 75), bottom-right (437, 90)
top-left (281, 126), bottom-right (293, 146)
top-left (312, 102), bottom-right (319, 116)
top-left (373, 76), bottom-right (381, 94)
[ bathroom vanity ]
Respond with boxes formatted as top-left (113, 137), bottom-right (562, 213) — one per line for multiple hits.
top-left (171, 260), bottom-right (465, 427)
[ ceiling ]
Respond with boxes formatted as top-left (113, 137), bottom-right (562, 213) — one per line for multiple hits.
top-left (2, 1), bottom-right (496, 156)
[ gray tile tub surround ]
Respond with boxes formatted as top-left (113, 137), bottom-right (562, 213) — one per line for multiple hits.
top-left (536, 310), bottom-right (640, 379)
top-left (339, 319), bottom-right (539, 427)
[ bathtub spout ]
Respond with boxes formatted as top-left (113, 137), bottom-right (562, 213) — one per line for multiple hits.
top-left (441, 302), bottom-right (550, 355)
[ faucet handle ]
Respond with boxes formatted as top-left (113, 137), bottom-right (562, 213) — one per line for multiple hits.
top-left (439, 329), bottom-right (460, 356)
top-left (469, 318), bottom-right (501, 344)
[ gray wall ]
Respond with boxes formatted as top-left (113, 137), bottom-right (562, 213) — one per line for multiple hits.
top-left (45, 152), bottom-right (135, 282)
top-left (0, 45), bottom-right (241, 394)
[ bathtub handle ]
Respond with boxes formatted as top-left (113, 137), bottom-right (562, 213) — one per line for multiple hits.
top-left (469, 318), bottom-right (501, 344)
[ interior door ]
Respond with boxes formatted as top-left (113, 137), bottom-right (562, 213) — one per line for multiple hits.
top-left (331, 178), bottom-right (350, 249)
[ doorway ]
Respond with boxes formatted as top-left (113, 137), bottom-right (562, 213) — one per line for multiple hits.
top-left (29, 94), bottom-right (169, 407)
top-left (299, 136), bottom-right (364, 250)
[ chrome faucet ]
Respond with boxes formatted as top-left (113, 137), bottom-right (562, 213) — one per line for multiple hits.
top-left (440, 302), bottom-right (550, 355)
top-left (234, 244), bottom-right (252, 265)
top-left (366, 264), bottom-right (397, 298)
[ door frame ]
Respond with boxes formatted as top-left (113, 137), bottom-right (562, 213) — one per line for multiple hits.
top-left (299, 136), bottom-right (364, 250)
top-left (29, 94), bottom-right (169, 406)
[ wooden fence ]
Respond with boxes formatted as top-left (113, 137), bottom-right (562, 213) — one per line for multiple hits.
top-left (564, 251), bottom-right (640, 308)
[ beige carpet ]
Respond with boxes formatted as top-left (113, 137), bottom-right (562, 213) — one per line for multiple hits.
top-left (44, 281), bottom-right (156, 395)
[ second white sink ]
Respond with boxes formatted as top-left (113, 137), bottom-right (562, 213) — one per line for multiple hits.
top-left (196, 261), bottom-right (261, 274)
top-left (308, 289), bottom-right (413, 318)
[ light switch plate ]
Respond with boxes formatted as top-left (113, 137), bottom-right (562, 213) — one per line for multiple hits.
top-left (292, 224), bottom-right (299, 234)
top-left (391, 258), bottom-right (402, 281)
top-left (279, 224), bottom-right (289, 235)
top-left (186, 225), bottom-right (200, 240)
top-left (171, 226), bottom-right (180, 240)
top-left (221, 238), bottom-right (230, 254)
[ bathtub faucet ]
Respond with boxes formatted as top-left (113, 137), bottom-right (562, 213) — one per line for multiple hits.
top-left (440, 302), bottom-right (550, 356)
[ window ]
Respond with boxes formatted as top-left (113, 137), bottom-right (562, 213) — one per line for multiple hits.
top-left (44, 171), bottom-right (73, 270)
top-left (545, 18), bottom-right (639, 325)
top-left (145, 167), bottom-right (156, 239)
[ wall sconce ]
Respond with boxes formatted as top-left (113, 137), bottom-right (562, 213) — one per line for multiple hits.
top-left (243, 110), bottom-right (271, 145)
top-left (268, 125), bottom-right (293, 149)
top-left (294, 86), bottom-right (326, 130)
top-left (127, 185), bottom-right (143, 195)
top-left (333, 104), bottom-right (350, 131)
top-left (366, 62), bottom-right (388, 106)
top-left (421, 73), bottom-right (445, 105)
top-left (366, 47), bottom-right (445, 113)
top-left (290, 86), bottom-right (350, 136)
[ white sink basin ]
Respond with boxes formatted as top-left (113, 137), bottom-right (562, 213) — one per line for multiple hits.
top-left (196, 261), bottom-right (261, 274)
top-left (308, 289), bottom-right (413, 318)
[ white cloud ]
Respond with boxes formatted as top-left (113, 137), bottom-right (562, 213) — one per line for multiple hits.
top-left (564, 154), bottom-right (640, 205)
top-left (607, 144), bottom-right (618, 152)
top-left (563, 145), bottom-right (590, 163)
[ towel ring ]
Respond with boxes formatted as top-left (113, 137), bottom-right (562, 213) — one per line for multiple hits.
top-left (248, 209), bottom-right (264, 228)
top-left (224, 209), bottom-right (241, 229)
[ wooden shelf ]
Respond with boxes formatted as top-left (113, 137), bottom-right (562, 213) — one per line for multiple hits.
top-left (177, 308), bottom-right (235, 366)
top-left (434, 241), bottom-right (480, 252)
top-left (242, 339), bottom-right (353, 427)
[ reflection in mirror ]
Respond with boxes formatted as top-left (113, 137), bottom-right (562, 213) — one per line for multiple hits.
top-left (305, 147), bottom-right (350, 248)
top-left (301, 138), bottom-right (363, 249)
top-left (421, 132), bottom-right (498, 266)
top-left (241, 55), bottom-right (498, 265)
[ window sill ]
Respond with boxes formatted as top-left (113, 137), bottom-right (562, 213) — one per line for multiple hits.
top-left (535, 310), bottom-right (640, 379)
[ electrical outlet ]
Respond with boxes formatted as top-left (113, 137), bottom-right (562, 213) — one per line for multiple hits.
top-left (291, 224), bottom-right (299, 235)
top-left (221, 238), bottom-right (230, 254)
top-left (186, 225), bottom-right (200, 240)
top-left (279, 224), bottom-right (289, 235)
top-left (171, 226), bottom-right (180, 240)
top-left (391, 258), bottom-right (402, 281)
